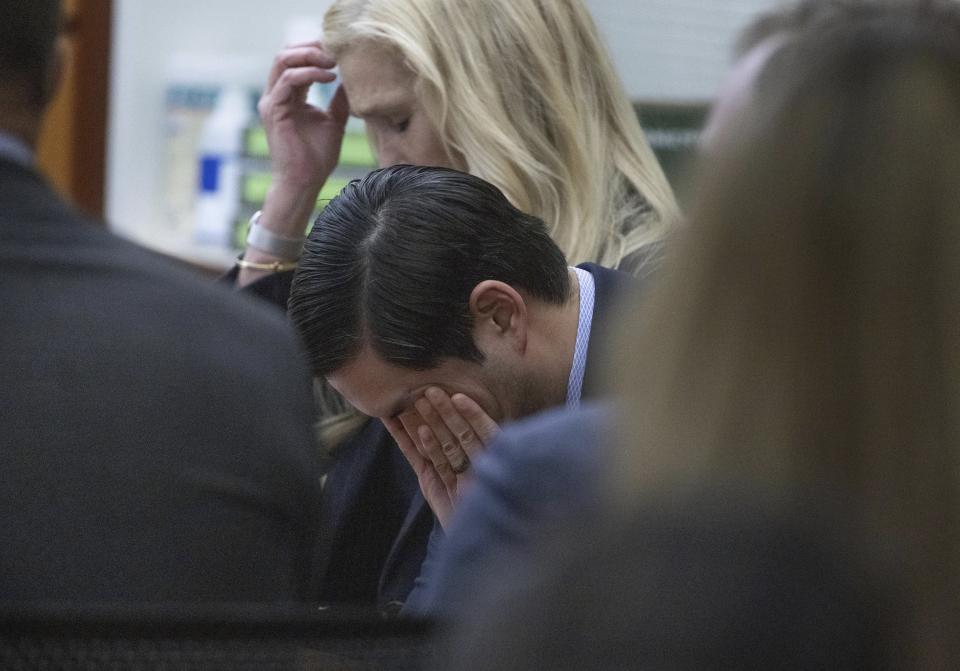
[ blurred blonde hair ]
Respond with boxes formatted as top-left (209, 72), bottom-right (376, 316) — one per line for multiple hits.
top-left (324, 0), bottom-right (679, 272)
top-left (609, 6), bottom-right (960, 665)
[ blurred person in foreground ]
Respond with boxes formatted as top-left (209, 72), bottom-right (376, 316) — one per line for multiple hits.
top-left (286, 165), bottom-right (634, 613)
top-left (1, 0), bottom-right (323, 604)
top-left (226, 0), bottom-right (678, 611)
top-left (441, 0), bottom-right (960, 667)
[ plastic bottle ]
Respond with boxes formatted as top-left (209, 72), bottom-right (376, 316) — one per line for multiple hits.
top-left (194, 85), bottom-right (251, 247)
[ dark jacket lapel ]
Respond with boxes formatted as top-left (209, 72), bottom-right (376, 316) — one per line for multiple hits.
top-left (576, 262), bottom-right (635, 399)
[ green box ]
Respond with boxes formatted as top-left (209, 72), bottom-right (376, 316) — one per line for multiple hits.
top-left (244, 126), bottom-right (375, 167)
top-left (242, 171), bottom-right (273, 204)
top-left (318, 177), bottom-right (350, 207)
top-left (340, 131), bottom-right (376, 167)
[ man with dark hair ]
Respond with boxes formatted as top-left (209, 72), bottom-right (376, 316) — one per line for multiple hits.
top-left (2, 1), bottom-right (323, 603)
top-left (288, 165), bottom-right (631, 609)
top-left (290, 164), bottom-right (571, 373)
top-left (290, 165), bottom-right (579, 433)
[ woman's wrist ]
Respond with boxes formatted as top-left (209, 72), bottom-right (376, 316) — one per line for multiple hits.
top-left (235, 180), bottom-right (322, 287)
top-left (236, 246), bottom-right (291, 286)
top-left (246, 211), bottom-right (306, 259)
top-left (256, 181), bottom-right (323, 238)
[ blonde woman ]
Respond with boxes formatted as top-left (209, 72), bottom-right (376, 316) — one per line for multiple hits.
top-left (237, 0), bottom-right (677, 289)
top-left (231, 0), bottom-right (677, 612)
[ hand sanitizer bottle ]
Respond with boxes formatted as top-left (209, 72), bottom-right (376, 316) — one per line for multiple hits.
top-left (194, 85), bottom-right (251, 247)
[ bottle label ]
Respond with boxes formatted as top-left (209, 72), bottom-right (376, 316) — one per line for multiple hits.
top-left (199, 155), bottom-right (222, 193)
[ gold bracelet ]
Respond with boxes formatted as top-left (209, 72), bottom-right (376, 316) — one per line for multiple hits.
top-left (235, 257), bottom-right (299, 273)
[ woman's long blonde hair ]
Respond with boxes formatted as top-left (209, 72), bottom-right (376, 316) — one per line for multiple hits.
top-left (324, 0), bottom-right (679, 272)
top-left (609, 4), bottom-right (960, 664)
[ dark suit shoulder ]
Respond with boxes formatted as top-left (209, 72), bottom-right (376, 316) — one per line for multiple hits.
top-left (575, 262), bottom-right (634, 301)
top-left (575, 263), bottom-right (635, 399)
top-left (483, 403), bottom-right (610, 479)
top-left (417, 404), bottom-right (612, 616)
top-left (0, 161), bottom-right (322, 603)
top-left (0, 164), bottom-right (299, 363)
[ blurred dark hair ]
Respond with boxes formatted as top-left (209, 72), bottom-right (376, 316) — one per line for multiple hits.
top-left (288, 165), bottom-right (570, 377)
top-left (737, 0), bottom-right (960, 57)
top-left (0, 0), bottom-right (62, 104)
top-left (608, 1), bottom-right (960, 665)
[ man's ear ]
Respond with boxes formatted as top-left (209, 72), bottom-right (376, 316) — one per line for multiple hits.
top-left (468, 280), bottom-right (528, 354)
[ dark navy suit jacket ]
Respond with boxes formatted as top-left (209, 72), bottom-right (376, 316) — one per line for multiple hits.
top-left (3, 158), bottom-right (324, 603)
top-left (239, 262), bottom-right (632, 610)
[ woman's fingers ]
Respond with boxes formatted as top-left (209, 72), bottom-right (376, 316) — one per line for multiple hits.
top-left (263, 67), bottom-right (338, 108)
top-left (327, 84), bottom-right (350, 125)
top-left (266, 43), bottom-right (336, 91)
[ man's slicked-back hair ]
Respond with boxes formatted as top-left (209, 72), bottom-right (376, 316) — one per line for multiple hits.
top-left (0, 0), bottom-right (62, 102)
top-left (288, 165), bottom-right (571, 377)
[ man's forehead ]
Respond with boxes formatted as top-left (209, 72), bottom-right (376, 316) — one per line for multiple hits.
top-left (326, 347), bottom-right (481, 419)
top-left (326, 347), bottom-right (432, 418)
top-left (327, 356), bottom-right (401, 417)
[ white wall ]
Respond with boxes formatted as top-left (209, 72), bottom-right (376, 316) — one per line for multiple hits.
top-left (107, 0), bottom-right (331, 250)
top-left (586, 0), bottom-right (785, 102)
top-left (106, 0), bottom-right (785, 251)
